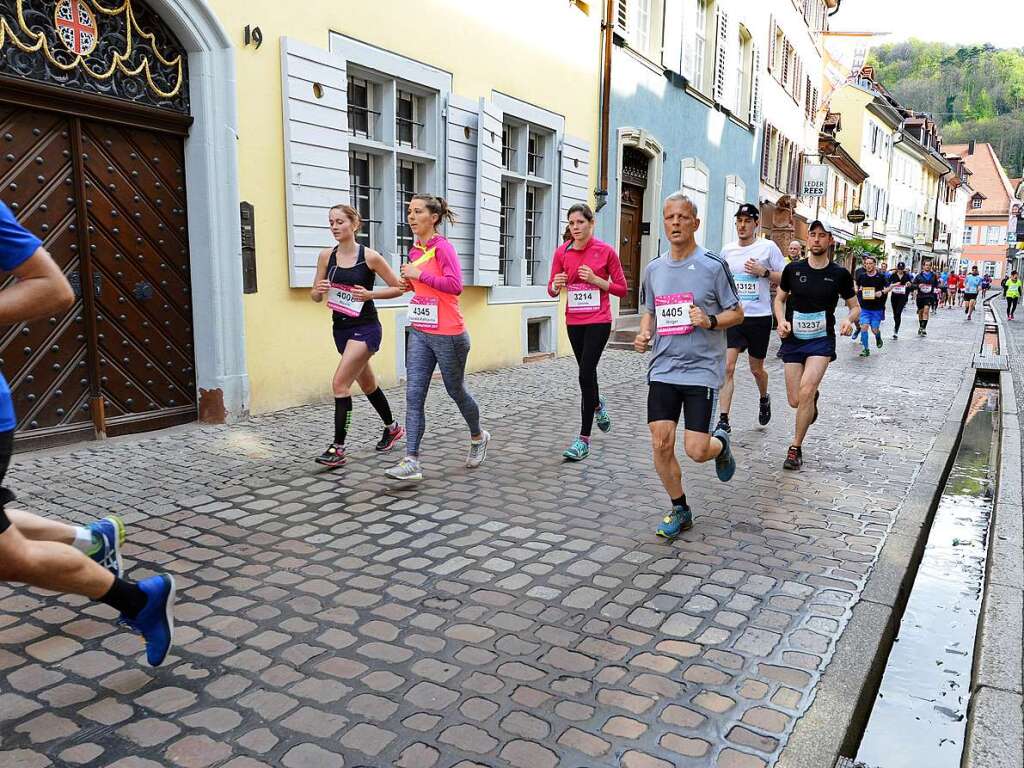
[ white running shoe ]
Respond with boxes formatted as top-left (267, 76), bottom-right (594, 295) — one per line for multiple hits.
top-left (466, 430), bottom-right (491, 468)
top-left (385, 456), bottom-right (423, 481)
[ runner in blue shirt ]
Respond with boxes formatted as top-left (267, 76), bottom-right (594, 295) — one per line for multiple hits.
top-left (964, 266), bottom-right (984, 321)
top-left (0, 202), bottom-right (176, 667)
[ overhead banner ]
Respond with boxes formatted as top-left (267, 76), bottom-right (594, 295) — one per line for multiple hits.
top-left (801, 163), bottom-right (828, 197)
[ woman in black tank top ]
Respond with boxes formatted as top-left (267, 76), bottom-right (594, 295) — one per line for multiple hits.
top-left (310, 204), bottom-right (406, 468)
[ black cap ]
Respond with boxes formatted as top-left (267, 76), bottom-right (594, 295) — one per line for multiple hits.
top-left (734, 203), bottom-right (759, 220)
top-left (807, 219), bottom-right (831, 234)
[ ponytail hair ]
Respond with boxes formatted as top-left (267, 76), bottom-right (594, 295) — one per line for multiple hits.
top-left (411, 193), bottom-right (457, 227)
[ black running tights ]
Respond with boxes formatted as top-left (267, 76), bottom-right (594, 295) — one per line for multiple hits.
top-left (1008, 297), bottom-right (1019, 316)
top-left (891, 297), bottom-right (908, 334)
top-left (567, 323), bottom-right (611, 437)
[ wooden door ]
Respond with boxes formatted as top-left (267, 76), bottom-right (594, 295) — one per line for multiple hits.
top-left (0, 103), bottom-right (196, 446)
top-left (0, 105), bottom-right (95, 440)
top-left (619, 183), bottom-right (644, 313)
top-left (79, 118), bottom-right (196, 435)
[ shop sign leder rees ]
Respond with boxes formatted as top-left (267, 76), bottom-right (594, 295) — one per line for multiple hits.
top-left (801, 164), bottom-right (828, 197)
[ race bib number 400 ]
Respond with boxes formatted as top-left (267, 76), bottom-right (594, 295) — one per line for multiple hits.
top-left (327, 284), bottom-right (365, 317)
top-left (407, 296), bottom-right (439, 329)
top-left (655, 292), bottom-right (695, 336)
top-left (793, 310), bottom-right (827, 340)
top-left (567, 283), bottom-right (600, 313)
top-left (733, 274), bottom-right (759, 303)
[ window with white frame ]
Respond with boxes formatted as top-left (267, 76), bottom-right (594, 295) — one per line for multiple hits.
top-left (616, 0), bottom-right (661, 61)
top-left (986, 226), bottom-right (1005, 245)
top-left (963, 226), bottom-right (974, 245)
top-left (694, 0), bottom-right (710, 93)
top-left (349, 151), bottom-right (377, 248)
top-left (681, 158), bottom-right (710, 248)
top-left (736, 26), bottom-right (753, 116)
top-left (339, 59), bottom-right (442, 261)
top-left (983, 261), bottom-right (996, 277)
top-left (495, 115), bottom-right (556, 287)
top-left (972, 196), bottom-right (983, 209)
top-left (722, 175), bottom-right (746, 248)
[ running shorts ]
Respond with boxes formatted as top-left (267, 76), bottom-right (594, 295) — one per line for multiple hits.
top-left (963, 292), bottom-right (978, 303)
top-left (917, 294), bottom-right (938, 309)
top-left (860, 308), bottom-right (884, 329)
top-left (726, 315), bottom-right (772, 359)
top-left (333, 321), bottom-right (383, 354)
top-left (777, 336), bottom-right (836, 364)
top-left (647, 382), bottom-right (717, 433)
top-left (0, 430), bottom-right (13, 535)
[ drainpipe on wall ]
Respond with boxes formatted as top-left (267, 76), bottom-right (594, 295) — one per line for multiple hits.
top-left (595, 0), bottom-right (614, 213)
top-left (932, 168), bottom-right (948, 268)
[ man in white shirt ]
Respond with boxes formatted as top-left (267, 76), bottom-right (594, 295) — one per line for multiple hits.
top-left (716, 204), bottom-right (785, 432)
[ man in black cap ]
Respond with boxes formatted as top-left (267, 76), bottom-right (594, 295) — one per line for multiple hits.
top-left (772, 220), bottom-right (858, 470)
top-left (717, 203), bottom-right (785, 433)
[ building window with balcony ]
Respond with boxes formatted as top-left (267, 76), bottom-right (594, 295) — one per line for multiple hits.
top-left (494, 108), bottom-right (557, 289)
top-left (333, 46), bottom-right (447, 262)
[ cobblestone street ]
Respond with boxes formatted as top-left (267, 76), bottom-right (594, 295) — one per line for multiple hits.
top-left (0, 308), bottom-right (981, 768)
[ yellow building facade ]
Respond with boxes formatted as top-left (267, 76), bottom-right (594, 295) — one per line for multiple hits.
top-left (0, 0), bottom-right (602, 445)
top-left (224, 0), bottom-right (602, 414)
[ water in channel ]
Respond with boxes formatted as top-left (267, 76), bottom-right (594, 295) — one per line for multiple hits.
top-left (854, 384), bottom-right (1000, 768)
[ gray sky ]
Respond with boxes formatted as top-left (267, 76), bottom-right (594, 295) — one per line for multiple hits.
top-left (830, 0), bottom-right (1023, 49)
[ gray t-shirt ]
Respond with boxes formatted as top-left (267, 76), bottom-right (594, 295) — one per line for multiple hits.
top-left (640, 246), bottom-right (740, 389)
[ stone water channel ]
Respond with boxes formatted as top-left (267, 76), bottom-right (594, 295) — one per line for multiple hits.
top-left (851, 304), bottom-right (1004, 768)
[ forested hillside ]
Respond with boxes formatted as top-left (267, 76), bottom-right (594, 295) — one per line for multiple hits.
top-left (867, 41), bottom-right (1024, 177)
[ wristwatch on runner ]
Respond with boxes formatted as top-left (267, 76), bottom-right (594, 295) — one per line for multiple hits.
top-left (708, 314), bottom-right (718, 330)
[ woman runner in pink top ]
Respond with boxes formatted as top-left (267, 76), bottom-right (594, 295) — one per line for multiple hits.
top-left (385, 194), bottom-right (489, 482)
top-left (548, 203), bottom-right (628, 460)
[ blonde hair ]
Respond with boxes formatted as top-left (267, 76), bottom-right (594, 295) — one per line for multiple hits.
top-left (329, 203), bottom-right (362, 232)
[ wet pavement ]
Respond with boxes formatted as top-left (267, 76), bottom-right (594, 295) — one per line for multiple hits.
top-left (0, 306), bottom-right (981, 768)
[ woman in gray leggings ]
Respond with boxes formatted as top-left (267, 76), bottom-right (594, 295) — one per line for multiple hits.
top-left (385, 194), bottom-right (489, 482)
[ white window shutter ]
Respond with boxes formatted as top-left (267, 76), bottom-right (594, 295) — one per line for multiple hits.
top-left (559, 134), bottom-right (591, 228)
top-left (445, 94), bottom-right (479, 285)
top-left (473, 99), bottom-right (503, 287)
top-left (749, 42), bottom-right (762, 125)
top-left (662, 0), bottom-right (684, 74)
top-left (681, 0), bottom-right (699, 81)
top-left (767, 17), bottom-right (776, 74)
top-left (712, 7), bottom-right (729, 104)
top-left (281, 38), bottom-right (350, 287)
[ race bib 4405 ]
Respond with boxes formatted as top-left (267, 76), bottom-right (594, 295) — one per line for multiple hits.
top-left (655, 292), bottom-right (695, 336)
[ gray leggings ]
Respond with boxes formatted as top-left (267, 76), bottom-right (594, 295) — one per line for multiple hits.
top-left (406, 328), bottom-right (481, 456)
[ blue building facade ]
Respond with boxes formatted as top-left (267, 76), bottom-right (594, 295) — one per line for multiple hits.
top-left (595, 8), bottom-right (763, 315)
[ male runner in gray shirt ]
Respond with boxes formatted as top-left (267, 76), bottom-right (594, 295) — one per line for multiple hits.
top-left (634, 192), bottom-right (744, 539)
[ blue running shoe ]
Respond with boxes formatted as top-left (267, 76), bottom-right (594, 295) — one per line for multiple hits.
top-left (562, 437), bottom-right (590, 461)
top-left (713, 428), bottom-right (736, 482)
top-left (88, 516), bottom-right (125, 578)
top-left (595, 397), bottom-right (612, 433)
top-left (656, 505), bottom-right (693, 539)
top-left (123, 574), bottom-right (176, 667)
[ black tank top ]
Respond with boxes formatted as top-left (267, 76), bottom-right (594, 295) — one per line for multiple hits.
top-left (327, 244), bottom-right (378, 327)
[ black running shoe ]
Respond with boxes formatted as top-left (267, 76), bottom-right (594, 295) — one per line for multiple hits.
top-left (758, 395), bottom-right (771, 426)
top-left (714, 417), bottom-right (731, 434)
top-left (783, 445), bottom-right (803, 470)
top-left (375, 424), bottom-right (405, 452)
top-left (875, 332), bottom-right (883, 348)
top-left (315, 443), bottom-right (346, 468)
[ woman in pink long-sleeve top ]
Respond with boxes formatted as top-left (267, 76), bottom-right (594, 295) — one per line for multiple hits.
top-left (547, 203), bottom-right (628, 461)
top-left (384, 194), bottom-right (489, 483)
